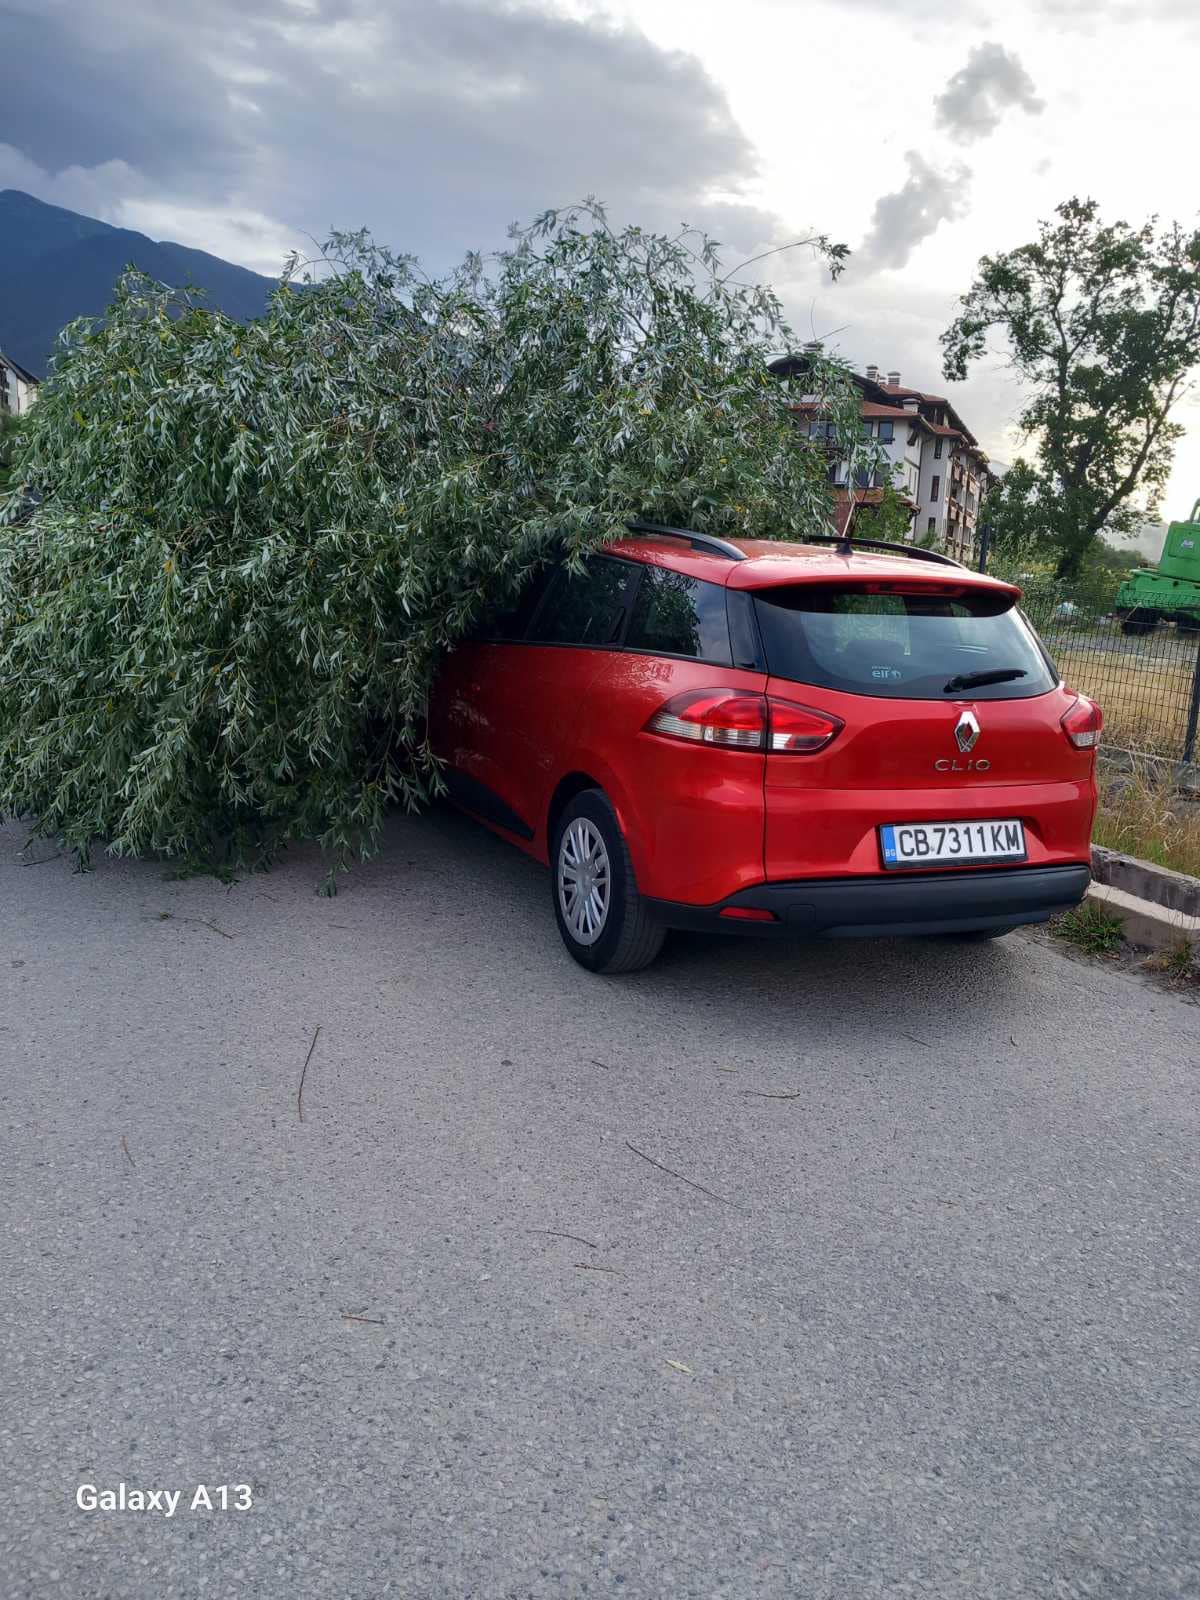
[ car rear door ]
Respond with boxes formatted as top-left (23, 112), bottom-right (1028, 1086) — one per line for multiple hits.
top-left (432, 556), bottom-right (639, 849)
top-left (748, 576), bottom-right (1096, 879)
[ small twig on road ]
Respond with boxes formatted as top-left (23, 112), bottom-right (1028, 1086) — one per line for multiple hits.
top-left (625, 1140), bottom-right (730, 1205)
top-left (902, 1032), bottom-right (932, 1047)
top-left (297, 1025), bottom-right (321, 1122)
top-left (529, 1229), bottom-right (599, 1249)
top-left (120, 1136), bottom-right (136, 1170)
top-left (341, 1313), bottom-right (385, 1325)
top-left (202, 919), bottom-right (234, 940)
top-left (20, 852), bottom-right (62, 867)
top-left (740, 1089), bottom-right (804, 1100)
top-left (573, 1262), bottom-right (620, 1274)
top-left (589, 1057), bottom-right (611, 1070)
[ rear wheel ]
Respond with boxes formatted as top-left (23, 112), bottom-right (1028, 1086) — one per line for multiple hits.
top-left (551, 791), bottom-right (665, 974)
top-left (1120, 609), bottom-right (1158, 636)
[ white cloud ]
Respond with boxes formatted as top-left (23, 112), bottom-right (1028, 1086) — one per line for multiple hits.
top-left (116, 202), bottom-right (307, 277)
top-left (0, 144), bottom-right (148, 222)
top-left (855, 153), bottom-right (973, 276)
top-left (934, 43), bottom-right (1045, 144)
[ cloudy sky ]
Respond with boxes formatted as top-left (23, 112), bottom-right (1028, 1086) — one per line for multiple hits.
top-left (3, 0), bottom-right (1198, 523)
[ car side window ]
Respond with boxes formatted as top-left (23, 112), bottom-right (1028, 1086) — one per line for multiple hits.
top-left (472, 568), bottom-right (552, 641)
top-left (526, 557), bottom-right (636, 647)
top-left (625, 567), bottom-right (732, 665)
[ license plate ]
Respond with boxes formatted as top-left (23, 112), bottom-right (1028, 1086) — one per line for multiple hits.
top-left (879, 819), bottom-right (1026, 870)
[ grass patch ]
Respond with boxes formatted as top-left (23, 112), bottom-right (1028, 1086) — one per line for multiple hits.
top-left (1093, 756), bottom-right (1200, 880)
top-left (1053, 901), bottom-right (1125, 955)
top-left (1143, 938), bottom-right (1198, 982)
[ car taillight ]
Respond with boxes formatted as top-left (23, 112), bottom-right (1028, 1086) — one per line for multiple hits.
top-left (1061, 692), bottom-right (1103, 750)
top-left (767, 697), bottom-right (844, 754)
top-left (644, 691), bottom-right (842, 754)
top-left (644, 689), bottom-right (766, 748)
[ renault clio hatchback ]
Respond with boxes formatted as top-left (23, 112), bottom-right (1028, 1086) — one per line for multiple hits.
top-left (429, 526), bottom-right (1100, 973)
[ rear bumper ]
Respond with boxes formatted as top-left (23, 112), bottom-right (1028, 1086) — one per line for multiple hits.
top-left (645, 863), bottom-right (1091, 939)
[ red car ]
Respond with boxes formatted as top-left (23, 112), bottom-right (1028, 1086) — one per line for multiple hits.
top-left (429, 525), bottom-right (1100, 973)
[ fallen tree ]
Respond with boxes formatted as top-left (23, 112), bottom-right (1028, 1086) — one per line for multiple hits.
top-left (0, 203), bottom-right (861, 880)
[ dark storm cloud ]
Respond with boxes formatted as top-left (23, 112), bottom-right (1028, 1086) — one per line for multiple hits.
top-left (856, 152), bottom-right (971, 275)
top-left (933, 43), bottom-right (1044, 145)
top-left (0, 0), bottom-right (266, 184)
top-left (0, 0), bottom-right (781, 269)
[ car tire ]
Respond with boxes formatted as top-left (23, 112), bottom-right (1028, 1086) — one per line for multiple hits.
top-left (551, 790), bottom-right (666, 974)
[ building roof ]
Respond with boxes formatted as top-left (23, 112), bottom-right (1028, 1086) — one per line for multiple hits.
top-left (876, 381), bottom-right (949, 405)
top-left (0, 351), bottom-right (40, 387)
top-left (876, 382), bottom-right (980, 448)
top-left (859, 403), bottom-right (914, 421)
top-left (770, 351), bottom-right (991, 466)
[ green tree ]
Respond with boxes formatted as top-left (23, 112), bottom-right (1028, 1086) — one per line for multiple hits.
top-left (856, 480), bottom-right (915, 544)
top-left (942, 198), bottom-right (1200, 579)
top-left (0, 203), bottom-right (860, 879)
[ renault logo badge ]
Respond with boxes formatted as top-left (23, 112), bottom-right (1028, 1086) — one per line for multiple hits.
top-left (954, 710), bottom-right (981, 754)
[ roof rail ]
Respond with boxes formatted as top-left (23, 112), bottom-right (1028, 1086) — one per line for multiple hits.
top-left (801, 533), bottom-right (965, 569)
top-left (625, 520), bottom-right (748, 562)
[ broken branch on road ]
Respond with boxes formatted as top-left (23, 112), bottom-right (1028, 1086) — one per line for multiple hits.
top-left (624, 1140), bottom-right (731, 1205)
top-left (296, 1026), bottom-right (321, 1122)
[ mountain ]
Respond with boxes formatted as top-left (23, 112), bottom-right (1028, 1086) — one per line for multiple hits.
top-left (0, 190), bottom-right (278, 379)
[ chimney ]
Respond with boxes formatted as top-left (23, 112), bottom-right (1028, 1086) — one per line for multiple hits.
top-left (865, 364), bottom-right (879, 381)
top-left (887, 370), bottom-right (901, 387)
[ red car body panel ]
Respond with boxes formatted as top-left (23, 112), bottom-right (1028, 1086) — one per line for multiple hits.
top-left (583, 653), bottom-right (769, 901)
top-left (428, 534), bottom-right (1098, 931)
top-left (761, 678), bottom-right (1096, 883)
top-left (432, 639), bottom-right (603, 844)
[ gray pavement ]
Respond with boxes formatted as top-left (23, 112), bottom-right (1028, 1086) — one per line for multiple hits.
top-left (1, 807), bottom-right (1198, 1599)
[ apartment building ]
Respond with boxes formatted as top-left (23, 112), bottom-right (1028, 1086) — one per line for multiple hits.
top-left (0, 351), bottom-right (39, 416)
top-left (770, 353), bottom-right (991, 561)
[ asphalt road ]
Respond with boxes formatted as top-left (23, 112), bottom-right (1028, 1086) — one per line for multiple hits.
top-left (2, 807), bottom-right (1198, 1599)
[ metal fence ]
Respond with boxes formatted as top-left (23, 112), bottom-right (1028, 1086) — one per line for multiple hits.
top-left (1022, 599), bottom-right (1200, 765)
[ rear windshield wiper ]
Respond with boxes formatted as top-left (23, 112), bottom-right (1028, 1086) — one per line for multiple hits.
top-left (943, 668), bottom-right (1028, 693)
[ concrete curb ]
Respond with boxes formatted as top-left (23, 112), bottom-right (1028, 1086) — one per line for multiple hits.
top-left (1087, 844), bottom-right (1200, 953)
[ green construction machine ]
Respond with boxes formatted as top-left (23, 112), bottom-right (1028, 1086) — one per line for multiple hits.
top-left (1115, 499), bottom-right (1200, 636)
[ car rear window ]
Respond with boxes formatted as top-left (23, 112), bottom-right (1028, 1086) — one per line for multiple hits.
top-left (752, 584), bottom-right (1057, 700)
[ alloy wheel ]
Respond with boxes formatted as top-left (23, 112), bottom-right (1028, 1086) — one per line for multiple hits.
top-left (557, 817), bottom-right (611, 945)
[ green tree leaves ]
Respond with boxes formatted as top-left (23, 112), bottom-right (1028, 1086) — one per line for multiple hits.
top-left (0, 203), bottom-right (855, 876)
